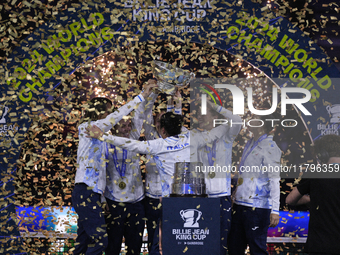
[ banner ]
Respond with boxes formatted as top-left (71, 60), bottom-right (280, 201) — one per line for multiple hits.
top-left (162, 197), bottom-right (220, 255)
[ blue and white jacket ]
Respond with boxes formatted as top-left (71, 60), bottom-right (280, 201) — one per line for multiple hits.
top-left (75, 93), bottom-right (145, 194)
top-left (234, 135), bottom-right (281, 215)
top-left (100, 123), bottom-right (232, 197)
top-left (197, 104), bottom-right (242, 198)
top-left (104, 93), bottom-right (150, 203)
top-left (141, 93), bottom-right (183, 199)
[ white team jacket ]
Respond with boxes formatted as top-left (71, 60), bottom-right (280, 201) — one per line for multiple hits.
top-left (104, 93), bottom-right (151, 203)
top-left (234, 135), bottom-right (281, 214)
top-left (75, 93), bottom-right (145, 194)
top-left (141, 93), bottom-right (182, 198)
top-left (101, 124), bottom-right (232, 197)
top-left (197, 104), bottom-right (242, 198)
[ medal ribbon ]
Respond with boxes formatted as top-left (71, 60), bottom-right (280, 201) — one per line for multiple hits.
top-left (239, 134), bottom-right (268, 169)
top-left (206, 140), bottom-right (217, 166)
top-left (105, 143), bottom-right (111, 181)
top-left (109, 144), bottom-right (128, 178)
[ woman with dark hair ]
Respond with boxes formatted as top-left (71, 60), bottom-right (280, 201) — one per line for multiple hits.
top-left (85, 98), bottom-right (237, 255)
top-left (141, 90), bottom-right (183, 255)
top-left (72, 90), bottom-right (150, 255)
top-left (159, 111), bottom-right (183, 136)
top-left (81, 97), bottom-right (113, 123)
top-left (228, 113), bottom-right (282, 255)
top-left (84, 109), bottom-right (232, 197)
top-left (102, 80), bottom-right (157, 255)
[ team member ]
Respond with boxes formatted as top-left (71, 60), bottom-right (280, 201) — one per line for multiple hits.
top-left (141, 89), bottom-right (183, 254)
top-left (139, 91), bottom-right (182, 254)
top-left (84, 109), bottom-right (233, 197)
top-left (228, 114), bottom-right (281, 255)
top-left (286, 134), bottom-right (340, 254)
top-left (197, 101), bottom-right (242, 255)
top-left (103, 81), bottom-right (156, 255)
top-left (72, 90), bottom-right (149, 255)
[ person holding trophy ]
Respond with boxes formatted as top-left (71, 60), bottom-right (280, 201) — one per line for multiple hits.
top-left (83, 61), bottom-right (239, 255)
top-left (72, 87), bottom-right (152, 255)
top-left (196, 100), bottom-right (242, 255)
top-left (141, 86), bottom-right (184, 255)
top-left (102, 81), bottom-right (157, 255)
top-left (84, 61), bottom-right (234, 197)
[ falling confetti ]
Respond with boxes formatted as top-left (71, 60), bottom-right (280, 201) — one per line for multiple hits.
top-left (0, 0), bottom-right (340, 254)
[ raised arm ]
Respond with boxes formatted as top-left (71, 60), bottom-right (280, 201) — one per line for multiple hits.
top-left (85, 124), bottom-right (162, 155)
top-left (167, 90), bottom-right (183, 115)
top-left (191, 102), bottom-right (241, 149)
top-left (93, 92), bottom-right (145, 133)
top-left (130, 80), bottom-right (158, 140)
top-left (139, 80), bottom-right (160, 140)
top-left (208, 101), bottom-right (242, 141)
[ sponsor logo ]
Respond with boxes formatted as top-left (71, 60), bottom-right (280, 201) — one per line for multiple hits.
top-left (0, 105), bottom-right (9, 124)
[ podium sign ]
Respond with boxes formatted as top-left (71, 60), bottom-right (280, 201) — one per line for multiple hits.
top-left (162, 197), bottom-right (220, 255)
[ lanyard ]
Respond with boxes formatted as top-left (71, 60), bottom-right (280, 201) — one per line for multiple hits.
top-left (104, 142), bottom-right (109, 169)
top-left (239, 134), bottom-right (268, 168)
top-left (108, 144), bottom-right (127, 178)
top-left (206, 140), bottom-right (217, 166)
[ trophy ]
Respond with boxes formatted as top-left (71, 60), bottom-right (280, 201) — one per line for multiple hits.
top-left (171, 162), bottom-right (206, 197)
top-left (152, 60), bottom-right (195, 95)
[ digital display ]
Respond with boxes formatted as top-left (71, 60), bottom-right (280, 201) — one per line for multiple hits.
top-left (16, 206), bottom-right (309, 239)
top-left (16, 206), bottom-right (77, 234)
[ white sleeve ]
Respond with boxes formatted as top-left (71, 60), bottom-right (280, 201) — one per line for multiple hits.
top-left (130, 92), bottom-right (157, 140)
top-left (102, 133), bottom-right (163, 155)
top-left (167, 97), bottom-right (182, 115)
top-left (141, 93), bottom-right (159, 140)
top-left (167, 104), bottom-right (174, 112)
top-left (174, 107), bottom-right (182, 115)
top-left (210, 102), bottom-right (242, 142)
top-left (93, 93), bottom-right (145, 133)
top-left (263, 143), bottom-right (281, 215)
top-left (181, 126), bottom-right (189, 133)
top-left (191, 118), bottom-right (238, 149)
top-left (174, 99), bottom-right (182, 115)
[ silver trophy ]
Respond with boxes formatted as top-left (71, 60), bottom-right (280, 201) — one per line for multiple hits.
top-left (152, 60), bottom-right (195, 95)
top-left (171, 162), bottom-right (206, 197)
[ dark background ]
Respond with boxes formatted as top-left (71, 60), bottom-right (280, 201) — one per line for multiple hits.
top-left (2, 0), bottom-right (337, 210)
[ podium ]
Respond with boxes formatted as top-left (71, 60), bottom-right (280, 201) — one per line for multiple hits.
top-left (162, 197), bottom-right (220, 255)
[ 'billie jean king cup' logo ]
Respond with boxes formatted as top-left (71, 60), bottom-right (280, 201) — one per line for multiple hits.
top-left (180, 209), bottom-right (202, 228)
top-left (327, 104), bottom-right (340, 123)
top-left (0, 105), bottom-right (9, 124)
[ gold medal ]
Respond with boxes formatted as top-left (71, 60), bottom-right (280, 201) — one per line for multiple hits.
top-left (238, 177), bottom-right (243, 185)
top-left (208, 172), bottom-right (216, 179)
top-left (119, 181), bottom-right (126, 189)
